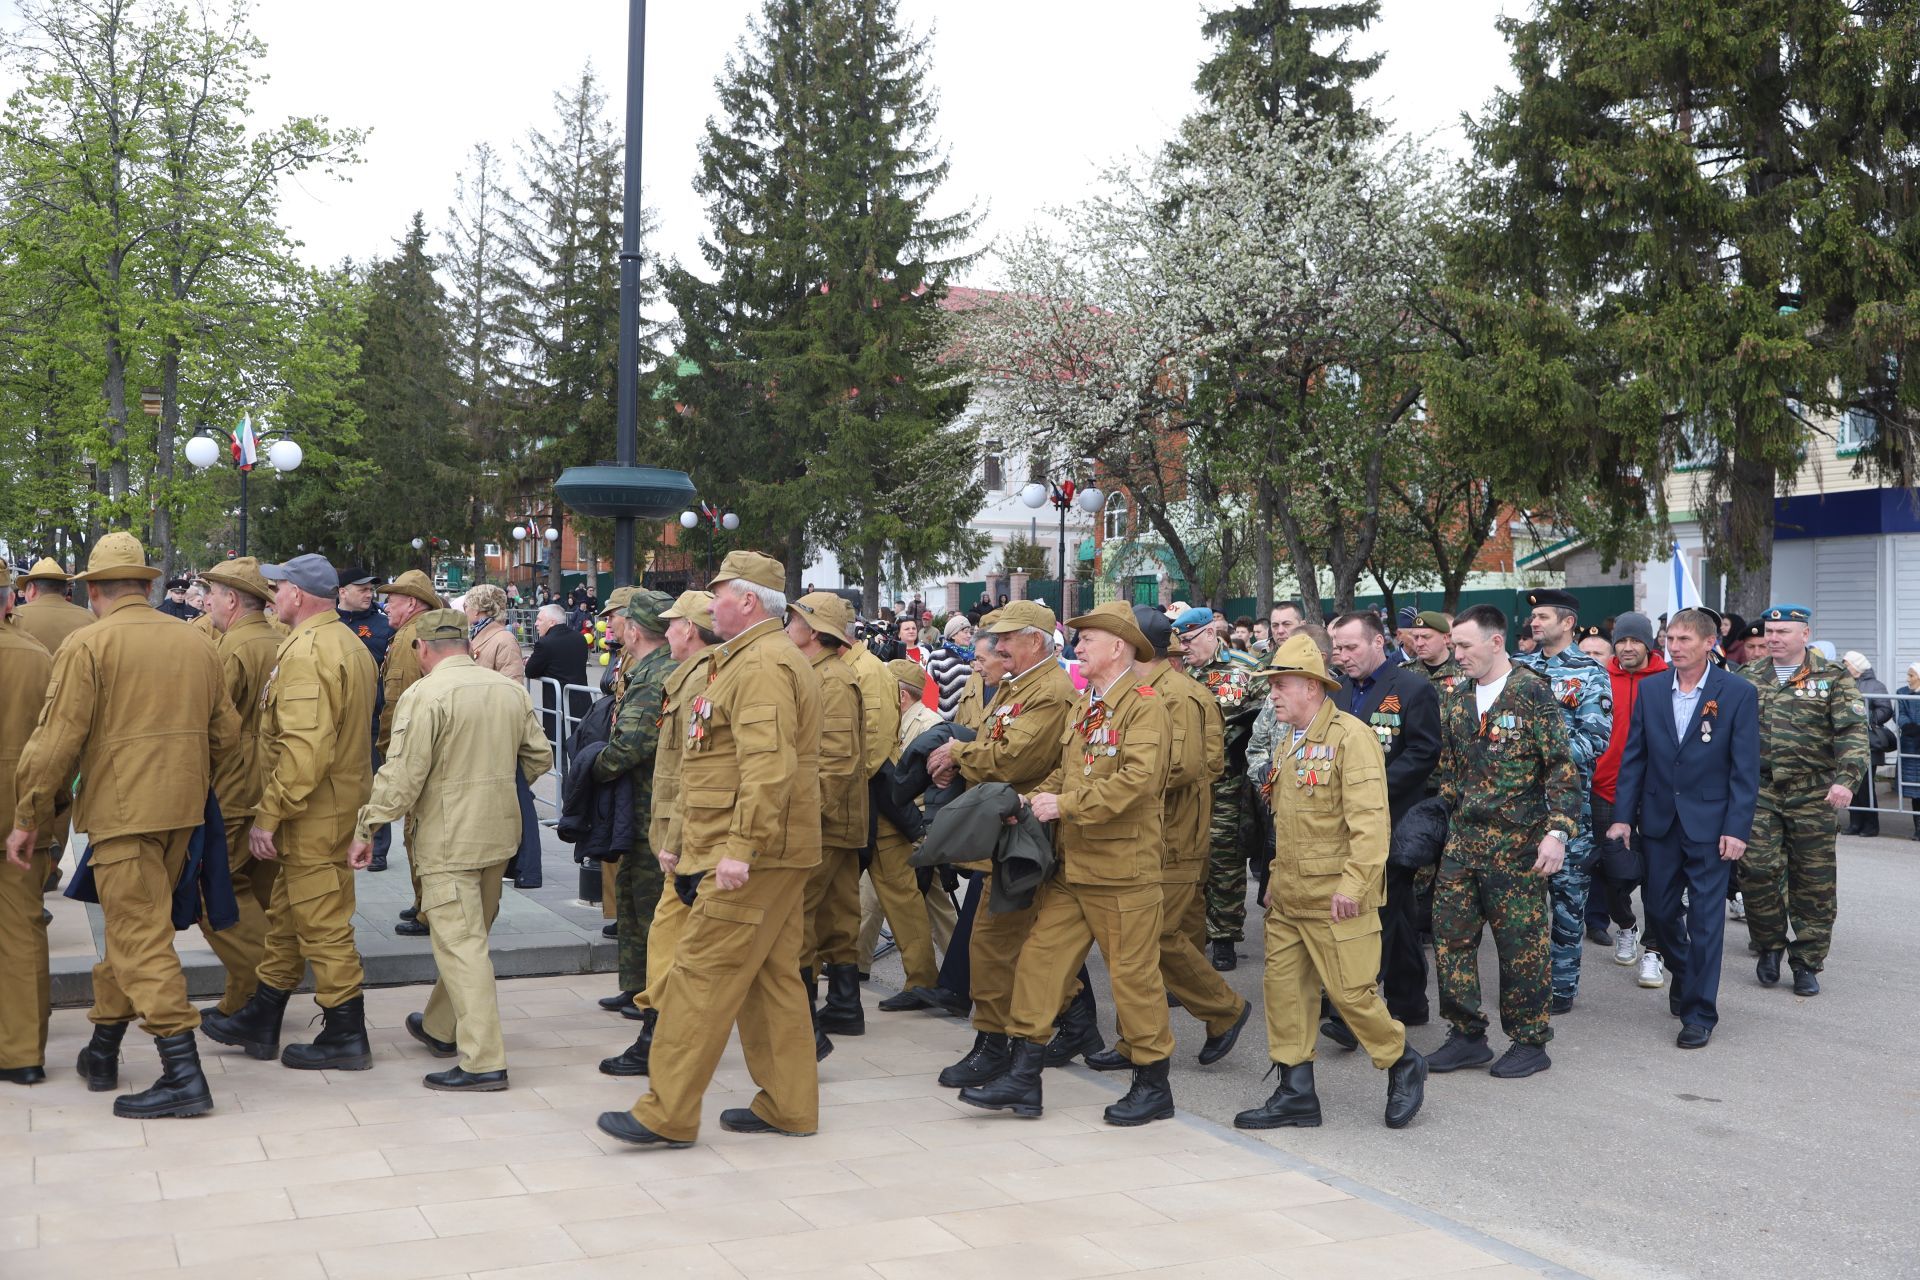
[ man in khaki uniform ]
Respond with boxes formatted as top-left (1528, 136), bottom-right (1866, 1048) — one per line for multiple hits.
top-left (599, 551), bottom-right (824, 1147)
top-left (865, 658), bottom-right (951, 1009)
top-left (202, 554), bottom-right (377, 1071)
top-left (1077, 606), bottom-right (1250, 1071)
top-left (196, 557), bottom-right (287, 1017)
top-left (11, 558), bottom-right (94, 655)
top-left (347, 610), bottom-right (553, 1091)
top-left (960, 602), bottom-right (1177, 1126)
top-left (373, 568), bottom-right (443, 883)
top-left (0, 567), bottom-right (56, 1085)
top-left (1232, 634), bottom-right (1426, 1131)
top-left (920, 602), bottom-right (1077, 1087)
top-left (600, 591), bottom-right (717, 1077)
top-left (788, 591), bottom-right (869, 1045)
top-left (7, 533), bottom-right (240, 1118)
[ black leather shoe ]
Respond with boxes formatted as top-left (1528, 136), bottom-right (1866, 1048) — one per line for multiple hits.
top-left (938, 1032), bottom-right (1010, 1088)
top-left (1488, 1042), bottom-right (1551, 1078)
top-left (425, 1067), bottom-right (508, 1091)
top-left (1198, 1001), bottom-right (1251, 1066)
top-left (599, 1010), bottom-right (656, 1076)
top-left (720, 1106), bottom-right (814, 1136)
top-left (1549, 994), bottom-right (1574, 1014)
top-left (1209, 939), bottom-right (1237, 971)
top-left (200, 983), bottom-right (290, 1061)
top-left (1320, 1017), bottom-right (1358, 1051)
top-left (958, 1039), bottom-right (1045, 1117)
top-left (908, 985), bottom-right (972, 1018)
top-left (0, 1066), bottom-right (47, 1085)
top-left (1384, 1049), bottom-right (1426, 1129)
top-left (1081, 1047), bottom-right (1133, 1071)
top-left (1756, 948), bottom-right (1783, 987)
top-left (395, 919), bottom-right (430, 937)
top-left (1425, 1029), bottom-right (1494, 1073)
top-left (601, 921), bottom-right (618, 938)
top-left (405, 1012), bottom-right (458, 1058)
top-left (282, 995), bottom-right (373, 1071)
top-left (598, 990), bottom-right (641, 1012)
top-left (1043, 985), bottom-right (1104, 1068)
top-left (876, 989), bottom-right (929, 1012)
top-left (1585, 924), bottom-right (1613, 945)
top-left (1235, 1061), bottom-right (1320, 1128)
top-left (114, 1032), bottom-right (214, 1119)
top-left (596, 1110), bottom-right (691, 1148)
top-left (1790, 962), bottom-right (1820, 996)
top-left (77, 1021), bottom-right (128, 1091)
top-left (367, 853), bottom-right (387, 872)
top-left (818, 963), bottom-right (866, 1036)
top-left (1103, 1058), bottom-right (1174, 1126)
top-left (399, 906), bottom-right (418, 922)
top-left (1676, 1024), bottom-right (1712, 1049)
top-left (619, 1002), bottom-right (648, 1021)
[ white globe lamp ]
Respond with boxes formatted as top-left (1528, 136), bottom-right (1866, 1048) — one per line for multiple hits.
top-left (267, 439), bottom-right (303, 473)
top-left (1018, 482), bottom-right (1048, 509)
top-left (679, 511), bottom-right (698, 529)
top-left (411, 537), bottom-right (424, 550)
top-left (544, 526), bottom-right (560, 543)
top-left (1077, 486), bottom-right (1106, 514)
top-left (721, 512), bottom-right (740, 531)
top-left (512, 526), bottom-right (527, 541)
top-left (183, 435), bottom-right (220, 469)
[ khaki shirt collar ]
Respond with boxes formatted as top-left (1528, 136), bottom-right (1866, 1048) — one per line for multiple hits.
top-left (290, 609), bottom-right (337, 638)
top-left (1003, 654), bottom-right (1057, 694)
top-left (432, 654), bottom-right (477, 674)
top-left (101, 594), bottom-right (150, 619)
top-left (714, 616), bottom-right (782, 667)
top-left (1289, 696), bottom-right (1338, 755)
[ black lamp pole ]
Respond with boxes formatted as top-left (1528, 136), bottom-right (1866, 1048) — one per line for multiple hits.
top-left (613, 0), bottom-right (646, 587)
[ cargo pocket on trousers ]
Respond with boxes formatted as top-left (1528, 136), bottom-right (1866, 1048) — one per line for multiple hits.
top-left (417, 877), bottom-right (460, 924)
top-left (284, 863), bottom-right (341, 914)
top-left (1328, 910), bottom-right (1382, 994)
top-left (683, 894), bottom-right (766, 969)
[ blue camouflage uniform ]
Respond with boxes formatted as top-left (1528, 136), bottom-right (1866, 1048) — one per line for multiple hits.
top-left (1515, 642), bottom-right (1612, 1001)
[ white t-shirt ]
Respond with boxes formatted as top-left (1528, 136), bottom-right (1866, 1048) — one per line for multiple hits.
top-left (1474, 670), bottom-right (1511, 720)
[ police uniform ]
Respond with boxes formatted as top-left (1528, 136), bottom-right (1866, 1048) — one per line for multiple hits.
top-left (355, 610), bottom-right (553, 1087)
top-left (1738, 605), bottom-right (1869, 988)
top-left (11, 534), bottom-right (241, 1116)
top-left (596, 591), bottom-right (677, 1001)
top-left (1232, 635), bottom-right (1425, 1131)
top-left (0, 567), bottom-right (56, 1083)
top-left (197, 558), bottom-right (288, 1015)
top-left (603, 552), bottom-right (824, 1146)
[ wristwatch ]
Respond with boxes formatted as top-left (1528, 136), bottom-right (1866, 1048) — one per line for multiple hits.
top-left (1542, 829), bottom-right (1568, 846)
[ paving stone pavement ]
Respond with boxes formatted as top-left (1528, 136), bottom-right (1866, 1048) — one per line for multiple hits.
top-left (0, 973), bottom-right (1564, 1279)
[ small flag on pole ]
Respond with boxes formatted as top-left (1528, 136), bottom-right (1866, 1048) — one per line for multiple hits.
top-left (1670, 542), bottom-right (1704, 613)
top-left (231, 414), bottom-right (260, 471)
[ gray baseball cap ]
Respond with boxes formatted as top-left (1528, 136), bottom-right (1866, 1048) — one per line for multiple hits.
top-left (260, 553), bottom-right (340, 596)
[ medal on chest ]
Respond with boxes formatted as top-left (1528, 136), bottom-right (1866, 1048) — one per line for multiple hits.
top-left (686, 695), bottom-right (713, 748)
top-left (989, 701), bottom-right (1022, 743)
top-left (1294, 743), bottom-right (1335, 794)
top-left (1077, 701), bottom-right (1113, 775)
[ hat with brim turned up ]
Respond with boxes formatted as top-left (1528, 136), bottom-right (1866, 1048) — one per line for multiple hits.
top-left (72, 532), bottom-right (162, 583)
top-left (1066, 601), bottom-right (1155, 663)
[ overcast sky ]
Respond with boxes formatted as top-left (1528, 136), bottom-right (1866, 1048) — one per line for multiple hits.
top-left (224, 0), bottom-right (1518, 286)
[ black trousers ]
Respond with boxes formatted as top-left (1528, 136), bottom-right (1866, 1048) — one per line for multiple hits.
top-left (934, 870), bottom-right (985, 998)
top-left (1643, 828), bottom-right (1732, 1027)
top-left (1380, 863), bottom-right (1429, 1021)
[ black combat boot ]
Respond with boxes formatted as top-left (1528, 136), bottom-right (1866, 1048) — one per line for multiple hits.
top-left (77, 1020), bottom-right (129, 1092)
top-left (818, 963), bottom-right (866, 1036)
top-left (1043, 985), bottom-right (1104, 1067)
top-left (281, 995), bottom-right (374, 1071)
top-left (1209, 938), bottom-right (1237, 971)
top-left (599, 1009), bottom-right (655, 1076)
top-left (1104, 1058), bottom-right (1174, 1126)
top-left (1234, 1062), bottom-right (1321, 1129)
top-left (802, 968), bottom-right (833, 1062)
top-left (200, 983), bottom-right (291, 1060)
top-left (1383, 1048), bottom-right (1427, 1129)
top-left (957, 1039), bottom-right (1045, 1117)
top-left (114, 1032), bottom-right (214, 1119)
top-left (937, 1032), bottom-right (1009, 1088)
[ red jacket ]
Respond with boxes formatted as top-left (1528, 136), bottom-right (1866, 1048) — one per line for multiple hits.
top-left (1593, 650), bottom-right (1668, 801)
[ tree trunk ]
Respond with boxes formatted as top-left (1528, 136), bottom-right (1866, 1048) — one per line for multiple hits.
top-left (1254, 477), bottom-right (1276, 609)
top-left (155, 334), bottom-right (182, 576)
top-left (785, 525), bottom-right (807, 599)
top-left (1722, 450), bottom-right (1776, 621)
top-left (860, 541), bottom-right (882, 616)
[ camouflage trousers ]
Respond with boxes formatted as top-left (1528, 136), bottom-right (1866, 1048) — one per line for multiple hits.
top-left (1739, 792), bottom-right (1839, 971)
top-left (1205, 773), bottom-right (1249, 942)
top-left (1545, 786), bottom-right (1594, 1001)
top-left (614, 849), bottom-right (665, 994)
top-left (1433, 855), bottom-right (1553, 1046)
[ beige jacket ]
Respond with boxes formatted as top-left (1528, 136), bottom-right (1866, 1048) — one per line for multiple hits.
top-left (210, 611), bottom-right (284, 822)
top-left (649, 647), bottom-right (715, 856)
top-left (255, 611), bottom-right (377, 859)
top-left (470, 618), bottom-right (525, 681)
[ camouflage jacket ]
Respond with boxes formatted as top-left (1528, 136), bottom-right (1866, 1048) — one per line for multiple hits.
top-left (1435, 663), bottom-right (1581, 869)
top-left (1191, 651), bottom-right (1263, 774)
top-left (1738, 649), bottom-right (1871, 796)
top-left (592, 640), bottom-right (675, 845)
top-left (1402, 654), bottom-right (1463, 692)
top-left (1515, 644), bottom-right (1612, 781)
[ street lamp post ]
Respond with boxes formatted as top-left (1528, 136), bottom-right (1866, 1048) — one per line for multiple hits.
top-left (183, 428), bottom-right (303, 556)
top-left (679, 505), bottom-right (739, 582)
top-left (1019, 478), bottom-right (1104, 612)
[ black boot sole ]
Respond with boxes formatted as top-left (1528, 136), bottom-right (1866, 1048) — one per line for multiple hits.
top-left (1043, 1030), bottom-right (1104, 1068)
top-left (1103, 1105), bottom-right (1174, 1127)
top-left (199, 1022), bottom-right (280, 1061)
top-left (1234, 1111), bottom-right (1321, 1129)
top-left (598, 1057), bottom-right (649, 1077)
top-left (957, 1093), bottom-right (1042, 1118)
top-left (113, 1093), bottom-right (213, 1119)
top-left (281, 1050), bottom-right (374, 1071)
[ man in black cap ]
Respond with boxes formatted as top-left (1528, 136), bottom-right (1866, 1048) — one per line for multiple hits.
top-left (157, 577), bottom-right (202, 621)
top-left (336, 565), bottom-right (396, 872)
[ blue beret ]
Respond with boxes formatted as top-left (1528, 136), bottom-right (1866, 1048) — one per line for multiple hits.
top-left (1171, 606), bottom-right (1215, 633)
top-left (1762, 604), bottom-right (1811, 623)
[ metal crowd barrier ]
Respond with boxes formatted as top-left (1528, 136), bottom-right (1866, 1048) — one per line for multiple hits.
top-left (528, 676), bottom-right (601, 778)
top-left (1851, 690), bottom-right (1917, 820)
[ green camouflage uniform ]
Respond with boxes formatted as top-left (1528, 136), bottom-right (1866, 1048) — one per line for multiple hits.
top-left (1737, 650), bottom-right (1869, 972)
top-left (1402, 654), bottom-right (1464, 692)
top-left (593, 642), bottom-right (675, 992)
top-left (1431, 663), bottom-right (1580, 1046)
top-left (1194, 650), bottom-right (1263, 942)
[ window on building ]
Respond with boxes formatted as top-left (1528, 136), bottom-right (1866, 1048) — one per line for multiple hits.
top-left (483, 542), bottom-right (501, 558)
top-left (1026, 453), bottom-right (1047, 484)
top-left (1674, 414), bottom-right (1717, 471)
top-left (983, 443), bottom-right (1004, 492)
top-left (577, 537), bottom-right (589, 561)
top-left (1103, 492), bottom-right (1129, 541)
top-left (1837, 406), bottom-right (1877, 453)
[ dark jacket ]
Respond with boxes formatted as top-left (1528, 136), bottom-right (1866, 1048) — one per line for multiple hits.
top-left (1338, 660), bottom-right (1441, 823)
top-left (911, 781), bottom-right (1054, 912)
top-left (1855, 668), bottom-right (1894, 759)
top-left (67, 790), bottom-right (238, 931)
top-left (527, 624), bottom-right (593, 732)
top-left (892, 721), bottom-right (975, 824)
top-left (557, 697), bottom-right (635, 861)
top-left (1388, 796), bottom-right (1451, 870)
top-left (1613, 664), bottom-right (1760, 845)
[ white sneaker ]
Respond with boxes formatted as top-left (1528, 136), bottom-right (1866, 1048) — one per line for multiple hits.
top-left (1728, 893), bottom-right (1746, 921)
top-left (1613, 925), bottom-right (1640, 965)
top-left (1637, 951), bottom-right (1666, 988)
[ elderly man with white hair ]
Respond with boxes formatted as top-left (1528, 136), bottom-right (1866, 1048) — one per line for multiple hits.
top-left (1840, 650), bottom-right (1894, 838)
top-left (526, 600), bottom-right (591, 737)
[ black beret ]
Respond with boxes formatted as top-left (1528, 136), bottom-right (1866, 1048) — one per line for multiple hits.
top-left (1523, 587), bottom-right (1580, 613)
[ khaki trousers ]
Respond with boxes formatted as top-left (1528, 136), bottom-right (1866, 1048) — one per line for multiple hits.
top-left (419, 860), bottom-right (510, 1073)
top-left (1107, 879), bottom-right (1244, 1057)
top-left (968, 890), bottom-right (1040, 1035)
top-left (803, 844), bottom-right (863, 969)
top-left (0, 849), bottom-right (54, 1068)
top-left (1263, 908), bottom-right (1405, 1069)
top-left (88, 829), bottom-right (198, 1037)
top-left (257, 825), bottom-right (364, 1007)
top-left (198, 817), bottom-right (280, 1015)
top-left (1180, 866), bottom-right (1207, 950)
top-left (631, 866), bottom-right (818, 1142)
top-left (601, 861), bottom-right (618, 920)
top-left (1007, 880), bottom-right (1173, 1063)
top-left (634, 882), bottom-right (690, 1014)
top-left (857, 823), bottom-right (947, 989)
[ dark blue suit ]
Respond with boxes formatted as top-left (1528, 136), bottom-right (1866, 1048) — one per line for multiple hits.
top-left (1612, 664), bottom-right (1759, 1029)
